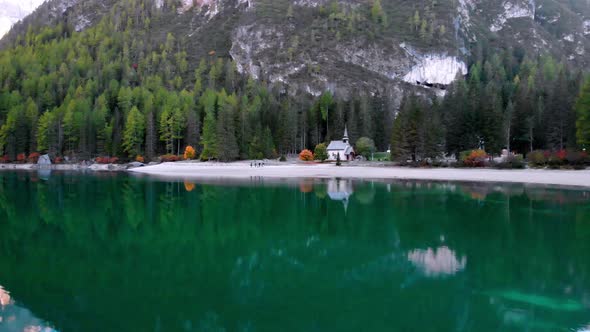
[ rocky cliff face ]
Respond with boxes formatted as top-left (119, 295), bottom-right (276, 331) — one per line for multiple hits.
top-left (227, 0), bottom-right (588, 98)
top-left (2, 0), bottom-right (589, 98)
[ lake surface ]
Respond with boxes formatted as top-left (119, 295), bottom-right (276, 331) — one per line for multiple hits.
top-left (0, 171), bottom-right (589, 332)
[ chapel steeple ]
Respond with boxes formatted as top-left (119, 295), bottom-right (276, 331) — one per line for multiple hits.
top-left (343, 125), bottom-right (349, 143)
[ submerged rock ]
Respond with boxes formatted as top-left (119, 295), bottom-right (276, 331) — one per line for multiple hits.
top-left (484, 289), bottom-right (584, 311)
top-left (128, 161), bottom-right (145, 168)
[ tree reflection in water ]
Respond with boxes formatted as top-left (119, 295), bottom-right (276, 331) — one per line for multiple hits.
top-left (0, 172), bottom-right (588, 332)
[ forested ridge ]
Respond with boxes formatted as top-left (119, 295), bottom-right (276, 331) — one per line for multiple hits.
top-left (0, 0), bottom-right (589, 162)
top-left (392, 55), bottom-right (589, 161)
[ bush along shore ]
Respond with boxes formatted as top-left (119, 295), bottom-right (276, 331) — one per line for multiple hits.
top-left (0, 152), bottom-right (135, 171)
top-left (391, 148), bottom-right (589, 170)
top-left (0, 162), bottom-right (130, 171)
top-left (2, 146), bottom-right (589, 172)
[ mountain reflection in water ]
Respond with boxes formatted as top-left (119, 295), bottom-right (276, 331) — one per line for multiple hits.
top-left (407, 246), bottom-right (467, 277)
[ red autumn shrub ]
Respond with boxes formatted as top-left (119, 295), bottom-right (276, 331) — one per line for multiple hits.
top-left (160, 154), bottom-right (180, 162)
top-left (54, 157), bottom-right (63, 164)
top-left (28, 152), bottom-right (41, 163)
top-left (135, 155), bottom-right (145, 163)
top-left (96, 156), bottom-right (119, 164)
top-left (299, 149), bottom-right (314, 162)
top-left (95, 157), bottom-right (110, 164)
top-left (547, 150), bottom-right (565, 167)
top-left (16, 153), bottom-right (26, 163)
top-left (0, 155), bottom-right (10, 163)
top-left (555, 149), bottom-right (567, 161)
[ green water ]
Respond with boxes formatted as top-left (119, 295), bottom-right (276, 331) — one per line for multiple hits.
top-left (0, 171), bottom-right (589, 332)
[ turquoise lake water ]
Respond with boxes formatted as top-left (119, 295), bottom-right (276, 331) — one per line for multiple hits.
top-left (0, 171), bottom-right (589, 332)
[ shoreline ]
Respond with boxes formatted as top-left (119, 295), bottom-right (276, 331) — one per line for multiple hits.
top-left (128, 162), bottom-right (590, 188)
top-left (0, 163), bottom-right (128, 171)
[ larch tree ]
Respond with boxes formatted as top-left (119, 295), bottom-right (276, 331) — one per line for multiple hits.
top-left (575, 78), bottom-right (590, 149)
top-left (37, 111), bottom-right (55, 153)
top-left (504, 101), bottom-right (515, 152)
top-left (200, 89), bottom-right (218, 160)
top-left (181, 90), bottom-right (200, 149)
top-left (216, 91), bottom-right (239, 162)
top-left (319, 91), bottom-right (333, 141)
top-left (359, 94), bottom-right (373, 140)
top-left (371, 0), bottom-right (387, 26)
top-left (93, 95), bottom-right (110, 156)
top-left (25, 98), bottom-right (39, 153)
top-left (123, 106), bottom-right (145, 157)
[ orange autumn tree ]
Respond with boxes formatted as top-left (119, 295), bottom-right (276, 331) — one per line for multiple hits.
top-left (461, 149), bottom-right (488, 167)
top-left (184, 146), bottom-right (196, 160)
top-left (299, 149), bottom-right (314, 161)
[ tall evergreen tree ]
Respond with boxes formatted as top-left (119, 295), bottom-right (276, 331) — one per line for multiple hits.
top-left (390, 95), bottom-right (418, 161)
top-left (25, 99), bottom-right (39, 153)
top-left (503, 101), bottom-right (515, 152)
top-left (200, 89), bottom-right (218, 160)
top-left (480, 83), bottom-right (504, 155)
top-left (358, 94), bottom-right (373, 140)
top-left (319, 91), bottom-right (333, 141)
top-left (371, 0), bottom-right (387, 26)
top-left (546, 69), bottom-right (574, 150)
top-left (216, 91), bottom-right (239, 162)
top-left (122, 106), bottom-right (145, 157)
top-left (181, 90), bottom-right (199, 149)
top-left (575, 78), bottom-right (590, 149)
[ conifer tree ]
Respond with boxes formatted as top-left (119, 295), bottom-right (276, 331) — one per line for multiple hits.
top-left (25, 99), bottom-right (39, 153)
top-left (123, 106), bottom-right (145, 157)
top-left (216, 91), bottom-right (239, 162)
top-left (262, 127), bottom-right (275, 158)
top-left (371, 0), bottom-right (387, 26)
top-left (575, 78), bottom-right (590, 149)
top-left (319, 91), bottom-right (333, 141)
top-left (181, 90), bottom-right (199, 149)
top-left (359, 94), bottom-right (373, 139)
top-left (504, 101), bottom-right (515, 152)
top-left (200, 89), bottom-right (218, 160)
top-left (346, 100), bottom-right (360, 145)
top-left (546, 69), bottom-right (573, 150)
top-left (37, 111), bottom-right (55, 153)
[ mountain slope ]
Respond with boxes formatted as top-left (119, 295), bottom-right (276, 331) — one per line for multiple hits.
top-left (2, 0), bottom-right (588, 97)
